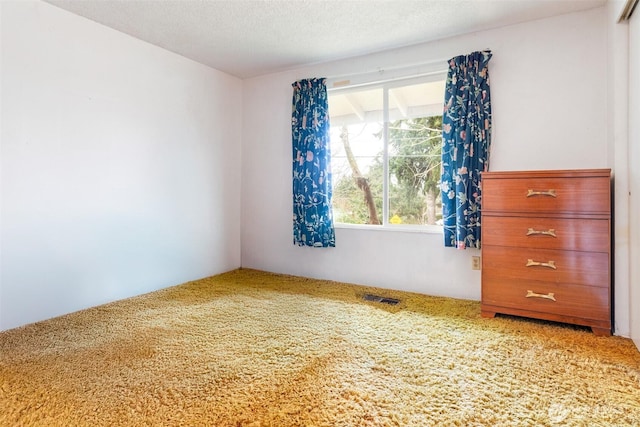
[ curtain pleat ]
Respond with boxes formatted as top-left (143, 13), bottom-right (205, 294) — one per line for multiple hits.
top-left (291, 78), bottom-right (335, 247)
top-left (440, 50), bottom-right (492, 249)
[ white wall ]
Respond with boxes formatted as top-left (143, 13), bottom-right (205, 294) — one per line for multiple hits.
top-left (0, 1), bottom-right (242, 331)
top-left (241, 8), bottom-right (623, 325)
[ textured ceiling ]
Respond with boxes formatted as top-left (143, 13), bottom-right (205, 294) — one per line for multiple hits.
top-left (44, 0), bottom-right (606, 78)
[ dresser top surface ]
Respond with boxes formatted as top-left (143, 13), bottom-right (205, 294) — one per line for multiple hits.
top-left (482, 168), bottom-right (611, 179)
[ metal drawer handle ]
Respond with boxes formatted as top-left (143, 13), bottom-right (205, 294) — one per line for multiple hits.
top-left (526, 228), bottom-right (557, 238)
top-left (527, 189), bottom-right (557, 198)
top-left (526, 259), bottom-right (557, 269)
top-left (526, 290), bottom-right (556, 301)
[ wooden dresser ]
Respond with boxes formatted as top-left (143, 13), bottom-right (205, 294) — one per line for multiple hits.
top-left (480, 169), bottom-right (612, 336)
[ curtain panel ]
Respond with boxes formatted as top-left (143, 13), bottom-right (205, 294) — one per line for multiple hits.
top-left (291, 78), bottom-right (336, 247)
top-left (440, 50), bottom-right (492, 249)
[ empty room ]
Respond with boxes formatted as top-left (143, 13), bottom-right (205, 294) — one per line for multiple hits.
top-left (1, 0), bottom-right (639, 425)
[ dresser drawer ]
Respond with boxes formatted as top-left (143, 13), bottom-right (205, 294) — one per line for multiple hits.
top-left (482, 277), bottom-right (610, 322)
top-left (482, 174), bottom-right (610, 216)
top-left (482, 216), bottom-right (609, 251)
top-left (482, 246), bottom-right (609, 288)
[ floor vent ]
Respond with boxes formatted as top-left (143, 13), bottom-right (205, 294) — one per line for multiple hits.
top-left (363, 294), bottom-right (400, 305)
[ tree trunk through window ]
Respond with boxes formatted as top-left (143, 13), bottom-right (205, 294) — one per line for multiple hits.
top-left (424, 188), bottom-right (437, 225)
top-left (340, 126), bottom-right (380, 225)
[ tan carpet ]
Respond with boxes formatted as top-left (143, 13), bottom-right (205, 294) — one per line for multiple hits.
top-left (1, 268), bottom-right (639, 426)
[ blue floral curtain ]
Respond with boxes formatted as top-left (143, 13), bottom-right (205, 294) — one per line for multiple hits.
top-left (291, 78), bottom-right (335, 247)
top-left (440, 50), bottom-right (492, 249)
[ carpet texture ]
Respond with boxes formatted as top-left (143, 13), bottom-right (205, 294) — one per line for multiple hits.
top-left (1, 268), bottom-right (639, 426)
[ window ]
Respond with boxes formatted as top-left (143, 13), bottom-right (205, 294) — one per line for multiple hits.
top-left (328, 75), bottom-right (445, 228)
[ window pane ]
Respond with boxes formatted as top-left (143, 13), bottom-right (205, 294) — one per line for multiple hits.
top-left (388, 115), bottom-right (443, 225)
top-left (329, 88), bottom-right (383, 225)
top-left (328, 78), bottom-right (445, 227)
top-left (388, 82), bottom-right (443, 226)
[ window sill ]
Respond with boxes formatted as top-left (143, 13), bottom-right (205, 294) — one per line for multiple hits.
top-left (334, 223), bottom-right (443, 234)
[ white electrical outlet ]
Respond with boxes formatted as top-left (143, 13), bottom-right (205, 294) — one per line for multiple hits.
top-left (471, 256), bottom-right (481, 270)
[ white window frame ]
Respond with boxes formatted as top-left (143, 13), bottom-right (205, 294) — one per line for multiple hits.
top-left (328, 71), bottom-right (447, 233)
